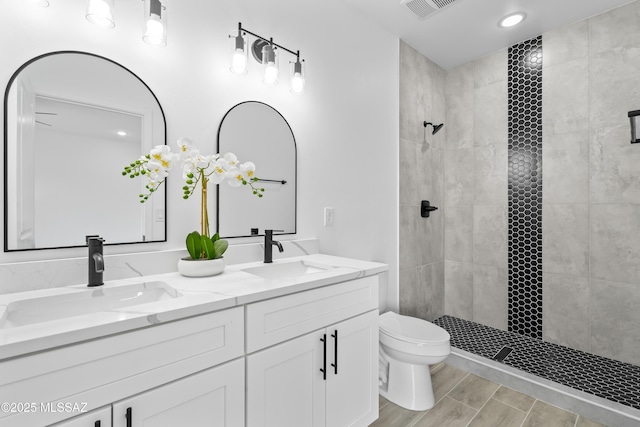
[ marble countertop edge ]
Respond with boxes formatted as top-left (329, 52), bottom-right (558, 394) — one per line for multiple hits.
top-left (0, 254), bottom-right (388, 361)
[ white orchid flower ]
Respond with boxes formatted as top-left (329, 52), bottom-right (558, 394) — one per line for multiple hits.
top-left (177, 137), bottom-right (195, 159)
top-left (209, 158), bottom-right (229, 184)
top-left (126, 138), bottom-right (264, 211)
top-left (223, 152), bottom-right (239, 166)
top-left (226, 166), bottom-right (244, 187)
top-left (149, 145), bottom-right (176, 171)
top-left (239, 161), bottom-right (256, 181)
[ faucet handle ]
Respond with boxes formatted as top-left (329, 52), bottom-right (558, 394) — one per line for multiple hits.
top-left (86, 235), bottom-right (104, 245)
top-left (265, 229), bottom-right (285, 235)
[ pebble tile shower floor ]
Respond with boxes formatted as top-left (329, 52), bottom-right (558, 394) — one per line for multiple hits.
top-left (433, 315), bottom-right (640, 410)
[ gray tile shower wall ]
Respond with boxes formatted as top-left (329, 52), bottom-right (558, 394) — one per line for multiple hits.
top-left (442, 0), bottom-right (640, 366)
top-left (444, 42), bottom-right (509, 331)
top-left (399, 41), bottom-right (446, 321)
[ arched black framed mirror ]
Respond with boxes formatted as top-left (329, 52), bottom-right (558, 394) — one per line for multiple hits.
top-left (216, 101), bottom-right (297, 238)
top-left (4, 51), bottom-right (167, 251)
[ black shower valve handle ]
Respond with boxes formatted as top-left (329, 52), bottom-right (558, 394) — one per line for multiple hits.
top-left (421, 200), bottom-right (438, 218)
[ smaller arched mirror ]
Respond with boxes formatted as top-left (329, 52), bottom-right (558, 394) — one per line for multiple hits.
top-left (4, 51), bottom-right (166, 251)
top-left (217, 101), bottom-right (296, 238)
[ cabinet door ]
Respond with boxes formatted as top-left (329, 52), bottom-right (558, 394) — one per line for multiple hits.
top-left (326, 310), bottom-right (378, 427)
top-left (247, 329), bottom-right (326, 427)
top-left (112, 358), bottom-right (244, 427)
top-left (49, 406), bottom-right (111, 427)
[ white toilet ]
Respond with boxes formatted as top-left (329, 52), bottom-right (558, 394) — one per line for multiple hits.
top-left (378, 311), bottom-right (450, 411)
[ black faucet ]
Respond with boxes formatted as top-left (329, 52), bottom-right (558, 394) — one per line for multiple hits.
top-left (86, 235), bottom-right (105, 287)
top-left (264, 229), bottom-right (284, 263)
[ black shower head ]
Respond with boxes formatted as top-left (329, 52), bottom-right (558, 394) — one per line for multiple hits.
top-left (423, 121), bottom-right (444, 135)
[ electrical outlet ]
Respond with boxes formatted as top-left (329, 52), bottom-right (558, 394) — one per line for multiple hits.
top-left (324, 207), bottom-right (334, 226)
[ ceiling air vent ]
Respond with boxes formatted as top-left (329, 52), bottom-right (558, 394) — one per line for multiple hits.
top-left (400, 0), bottom-right (459, 20)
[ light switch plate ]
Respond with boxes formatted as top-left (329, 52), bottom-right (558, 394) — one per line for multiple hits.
top-left (324, 207), bottom-right (334, 226)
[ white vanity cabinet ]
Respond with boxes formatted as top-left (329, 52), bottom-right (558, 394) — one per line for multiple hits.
top-left (245, 276), bottom-right (379, 427)
top-left (1, 306), bottom-right (244, 427)
top-left (50, 406), bottom-right (111, 427)
top-left (53, 360), bottom-right (244, 427)
top-left (111, 358), bottom-right (244, 427)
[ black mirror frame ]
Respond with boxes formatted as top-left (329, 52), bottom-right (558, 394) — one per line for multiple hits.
top-left (3, 50), bottom-right (168, 252)
top-left (215, 100), bottom-right (297, 238)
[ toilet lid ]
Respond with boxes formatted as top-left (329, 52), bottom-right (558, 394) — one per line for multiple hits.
top-left (379, 312), bottom-right (450, 344)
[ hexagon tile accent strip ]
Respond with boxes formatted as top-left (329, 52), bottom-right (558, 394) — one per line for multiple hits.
top-left (507, 36), bottom-right (543, 338)
top-left (434, 315), bottom-right (640, 411)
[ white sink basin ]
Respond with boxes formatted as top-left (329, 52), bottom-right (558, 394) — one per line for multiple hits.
top-left (241, 260), bottom-right (336, 280)
top-left (0, 281), bottom-right (181, 329)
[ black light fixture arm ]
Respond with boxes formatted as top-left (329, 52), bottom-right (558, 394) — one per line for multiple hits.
top-left (237, 22), bottom-right (301, 59)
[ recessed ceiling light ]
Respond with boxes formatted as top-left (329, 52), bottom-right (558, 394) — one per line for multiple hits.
top-left (117, 131), bottom-right (127, 137)
top-left (499, 12), bottom-right (526, 28)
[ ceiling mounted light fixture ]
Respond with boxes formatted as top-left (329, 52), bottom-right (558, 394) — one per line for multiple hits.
top-left (142, 0), bottom-right (167, 47)
top-left (86, 0), bottom-right (115, 29)
top-left (498, 12), bottom-right (526, 28)
top-left (230, 22), bottom-right (306, 94)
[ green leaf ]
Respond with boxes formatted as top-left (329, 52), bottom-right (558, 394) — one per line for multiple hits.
top-left (201, 235), bottom-right (215, 260)
top-left (213, 239), bottom-right (228, 259)
top-left (211, 233), bottom-right (220, 242)
top-left (186, 231), bottom-right (202, 259)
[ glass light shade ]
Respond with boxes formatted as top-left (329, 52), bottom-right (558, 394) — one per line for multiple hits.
top-left (143, 0), bottom-right (167, 47)
top-left (230, 35), bottom-right (247, 74)
top-left (264, 63), bottom-right (279, 85)
top-left (24, 0), bottom-right (50, 7)
top-left (86, 0), bottom-right (115, 28)
top-left (290, 59), bottom-right (305, 94)
top-left (261, 44), bottom-right (279, 85)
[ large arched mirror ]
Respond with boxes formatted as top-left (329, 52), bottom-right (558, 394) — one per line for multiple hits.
top-left (217, 101), bottom-right (296, 238)
top-left (4, 51), bottom-right (166, 251)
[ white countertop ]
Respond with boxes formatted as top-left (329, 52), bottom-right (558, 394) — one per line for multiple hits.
top-left (0, 254), bottom-right (387, 360)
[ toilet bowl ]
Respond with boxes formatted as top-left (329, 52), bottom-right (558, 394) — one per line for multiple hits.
top-left (378, 311), bottom-right (450, 411)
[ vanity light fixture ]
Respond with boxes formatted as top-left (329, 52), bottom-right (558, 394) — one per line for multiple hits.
top-left (230, 23), bottom-right (306, 93)
top-left (24, 0), bottom-right (50, 7)
top-left (291, 58), bottom-right (305, 94)
top-left (142, 0), bottom-right (167, 47)
top-left (498, 12), bottom-right (526, 28)
top-left (629, 110), bottom-right (640, 144)
top-left (261, 42), bottom-right (279, 85)
top-left (86, 0), bottom-right (115, 29)
top-left (230, 23), bottom-right (248, 74)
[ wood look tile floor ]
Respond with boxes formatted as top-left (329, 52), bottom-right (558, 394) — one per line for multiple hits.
top-left (371, 363), bottom-right (607, 427)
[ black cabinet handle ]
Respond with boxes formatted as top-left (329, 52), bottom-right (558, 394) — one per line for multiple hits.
top-left (95, 421), bottom-right (101, 427)
top-left (320, 334), bottom-right (327, 380)
top-left (126, 407), bottom-right (132, 427)
top-left (331, 330), bottom-right (338, 375)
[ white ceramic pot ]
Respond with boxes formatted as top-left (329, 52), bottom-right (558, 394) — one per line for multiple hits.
top-left (177, 257), bottom-right (225, 277)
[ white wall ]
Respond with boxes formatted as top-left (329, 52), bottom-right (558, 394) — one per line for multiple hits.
top-left (0, 0), bottom-right (399, 300)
